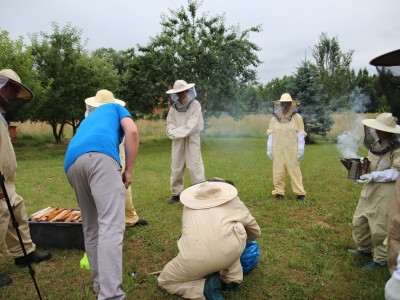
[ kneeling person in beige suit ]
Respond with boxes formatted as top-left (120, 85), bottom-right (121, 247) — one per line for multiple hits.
top-left (158, 179), bottom-right (261, 300)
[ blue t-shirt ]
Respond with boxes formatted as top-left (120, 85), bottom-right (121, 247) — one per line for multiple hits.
top-left (64, 103), bottom-right (132, 172)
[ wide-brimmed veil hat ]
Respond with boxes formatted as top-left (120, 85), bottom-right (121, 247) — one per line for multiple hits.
top-left (272, 93), bottom-right (300, 106)
top-left (362, 112), bottom-right (400, 134)
top-left (180, 181), bottom-right (238, 209)
top-left (166, 80), bottom-right (195, 94)
top-left (85, 89), bottom-right (125, 107)
top-left (0, 69), bottom-right (34, 100)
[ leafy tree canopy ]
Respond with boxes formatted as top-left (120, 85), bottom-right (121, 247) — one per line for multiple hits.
top-left (122, 0), bottom-right (262, 119)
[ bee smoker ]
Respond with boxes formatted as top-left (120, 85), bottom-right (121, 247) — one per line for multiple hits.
top-left (340, 157), bottom-right (370, 180)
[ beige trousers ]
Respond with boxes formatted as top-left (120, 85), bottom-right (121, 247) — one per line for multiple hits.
top-left (0, 180), bottom-right (35, 257)
top-left (125, 186), bottom-right (139, 226)
top-left (158, 223), bottom-right (246, 299)
top-left (352, 182), bottom-right (393, 264)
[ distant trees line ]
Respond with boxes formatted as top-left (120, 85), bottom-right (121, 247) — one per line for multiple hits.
top-left (0, 0), bottom-right (385, 142)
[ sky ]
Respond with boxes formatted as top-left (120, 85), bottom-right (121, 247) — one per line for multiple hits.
top-left (1, 0), bottom-right (399, 83)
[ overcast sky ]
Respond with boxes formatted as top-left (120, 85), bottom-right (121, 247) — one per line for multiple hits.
top-left (1, 0), bottom-right (399, 83)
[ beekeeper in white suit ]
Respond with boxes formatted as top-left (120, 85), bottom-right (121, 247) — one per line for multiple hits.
top-left (166, 80), bottom-right (205, 204)
top-left (267, 93), bottom-right (307, 201)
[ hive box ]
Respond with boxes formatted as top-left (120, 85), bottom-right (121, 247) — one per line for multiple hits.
top-left (28, 220), bottom-right (85, 250)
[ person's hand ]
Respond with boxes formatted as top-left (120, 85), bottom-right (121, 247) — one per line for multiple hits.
top-left (385, 276), bottom-right (400, 300)
top-left (122, 170), bottom-right (132, 189)
top-left (166, 129), bottom-right (175, 140)
top-left (357, 173), bottom-right (373, 184)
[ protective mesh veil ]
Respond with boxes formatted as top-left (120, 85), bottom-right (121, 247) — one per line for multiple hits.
top-left (375, 65), bottom-right (400, 123)
top-left (363, 125), bottom-right (378, 150)
top-left (272, 102), bottom-right (299, 123)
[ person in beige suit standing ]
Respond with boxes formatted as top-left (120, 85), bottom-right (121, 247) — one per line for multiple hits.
top-left (158, 179), bottom-right (261, 300)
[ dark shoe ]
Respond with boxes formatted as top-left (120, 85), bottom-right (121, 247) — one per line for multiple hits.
top-left (347, 248), bottom-right (371, 256)
top-left (296, 195), bottom-right (306, 202)
top-left (0, 275), bottom-right (12, 287)
top-left (275, 194), bottom-right (284, 200)
top-left (362, 261), bottom-right (386, 269)
top-left (204, 274), bottom-right (224, 300)
top-left (221, 281), bottom-right (239, 292)
top-left (168, 195), bottom-right (180, 204)
top-left (130, 219), bottom-right (148, 227)
top-left (14, 251), bottom-right (52, 267)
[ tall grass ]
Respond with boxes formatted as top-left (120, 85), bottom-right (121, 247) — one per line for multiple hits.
top-left (12, 112), bottom-right (377, 143)
top-left (1, 113), bottom-right (387, 299)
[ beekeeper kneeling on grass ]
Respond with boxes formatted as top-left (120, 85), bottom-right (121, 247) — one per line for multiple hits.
top-left (158, 178), bottom-right (261, 300)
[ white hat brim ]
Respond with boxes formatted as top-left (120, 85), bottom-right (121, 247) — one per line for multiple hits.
top-left (84, 97), bottom-right (126, 107)
top-left (362, 119), bottom-right (400, 134)
top-left (180, 182), bottom-right (238, 209)
top-left (166, 83), bottom-right (195, 94)
top-left (0, 74), bottom-right (33, 100)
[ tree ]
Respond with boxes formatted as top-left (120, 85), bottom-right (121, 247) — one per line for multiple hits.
top-left (0, 30), bottom-right (43, 122)
top-left (260, 75), bottom-right (295, 113)
top-left (312, 32), bottom-right (354, 107)
top-left (354, 68), bottom-right (387, 113)
top-left (122, 0), bottom-right (262, 119)
top-left (92, 48), bottom-right (126, 75)
top-left (30, 23), bottom-right (119, 141)
top-left (288, 60), bottom-right (333, 143)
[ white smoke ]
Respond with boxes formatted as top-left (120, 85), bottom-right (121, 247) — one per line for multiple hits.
top-left (336, 116), bottom-right (364, 158)
top-left (336, 87), bottom-right (371, 158)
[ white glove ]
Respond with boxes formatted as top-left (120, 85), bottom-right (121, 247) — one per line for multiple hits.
top-left (166, 128), bottom-right (175, 140)
top-left (267, 134), bottom-right (273, 160)
top-left (297, 132), bottom-right (305, 161)
top-left (357, 173), bottom-right (373, 184)
top-left (385, 277), bottom-right (400, 300)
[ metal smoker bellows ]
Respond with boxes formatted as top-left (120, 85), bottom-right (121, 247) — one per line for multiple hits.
top-left (340, 158), bottom-right (370, 180)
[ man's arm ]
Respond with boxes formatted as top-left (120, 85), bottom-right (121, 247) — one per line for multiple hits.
top-left (121, 117), bottom-right (139, 189)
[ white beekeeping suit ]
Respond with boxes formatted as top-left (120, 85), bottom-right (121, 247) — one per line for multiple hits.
top-left (166, 80), bottom-right (205, 204)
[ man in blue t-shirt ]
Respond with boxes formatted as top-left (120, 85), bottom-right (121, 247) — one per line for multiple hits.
top-left (64, 89), bottom-right (139, 300)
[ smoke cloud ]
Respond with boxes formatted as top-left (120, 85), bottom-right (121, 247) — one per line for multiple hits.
top-left (336, 88), bottom-right (371, 158)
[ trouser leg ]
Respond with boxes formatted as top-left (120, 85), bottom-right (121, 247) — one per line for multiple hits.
top-left (67, 153), bottom-right (125, 299)
top-left (170, 140), bottom-right (186, 196)
top-left (272, 158), bottom-right (286, 195)
top-left (125, 186), bottom-right (139, 226)
top-left (370, 197), bottom-right (391, 264)
top-left (286, 160), bottom-right (306, 195)
top-left (352, 199), bottom-right (373, 253)
top-left (158, 254), bottom-right (206, 299)
top-left (0, 181), bottom-right (36, 258)
top-left (186, 135), bottom-right (205, 185)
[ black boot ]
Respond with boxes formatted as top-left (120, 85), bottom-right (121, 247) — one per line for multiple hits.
top-left (14, 251), bottom-right (52, 267)
top-left (168, 195), bottom-right (180, 204)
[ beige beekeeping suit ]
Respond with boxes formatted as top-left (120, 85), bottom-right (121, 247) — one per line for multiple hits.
top-left (267, 111), bottom-right (306, 196)
top-left (158, 183), bottom-right (261, 299)
top-left (0, 118), bottom-right (35, 257)
top-left (388, 177), bottom-right (400, 274)
top-left (166, 96), bottom-right (205, 196)
top-left (352, 138), bottom-right (400, 265)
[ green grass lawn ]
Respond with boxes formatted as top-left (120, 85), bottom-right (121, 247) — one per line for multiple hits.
top-left (0, 137), bottom-right (389, 299)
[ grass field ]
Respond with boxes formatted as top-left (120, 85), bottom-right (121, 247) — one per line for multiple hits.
top-left (0, 113), bottom-right (389, 300)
